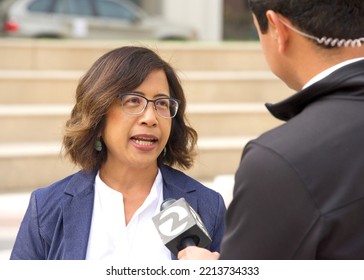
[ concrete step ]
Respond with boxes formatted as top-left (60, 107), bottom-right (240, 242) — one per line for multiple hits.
top-left (0, 104), bottom-right (72, 142)
top-left (0, 143), bottom-right (79, 192)
top-left (0, 70), bottom-right (79, 104)
top-left (0, 103), bottom-right (282, 142)
top-left (181, 71), bottom-right (293, 104)
top-left (186, 137), bottom-right (248, 182)
top-left (0, 137), bottom-right (252, 192)
top-left (188, 103), bottom-right (282, 137)
top-left (0, 39), bottom-right (268, 71)
top-left (0, 70), bottom-right (293, 104)
top-left (0, 192), bottom-right (30, 260)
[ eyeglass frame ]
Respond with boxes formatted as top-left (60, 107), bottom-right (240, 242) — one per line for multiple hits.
top-left (117, 93), bottom-right (181, 119)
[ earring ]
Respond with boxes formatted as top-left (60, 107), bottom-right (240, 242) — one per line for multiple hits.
top-left (95, 139), bottom-right (102, 152)
top-left (163, 147), bottom-right (167, 157)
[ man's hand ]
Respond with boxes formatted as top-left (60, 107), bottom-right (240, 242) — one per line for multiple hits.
top-left (177, 246), bottom-right (220, 260)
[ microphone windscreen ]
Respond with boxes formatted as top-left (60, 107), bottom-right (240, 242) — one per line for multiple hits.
top-left (160, 198), bottom-right (176, 211)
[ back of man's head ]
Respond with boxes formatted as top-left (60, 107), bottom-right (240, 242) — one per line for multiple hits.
top-left (248, 0), bottom-right (364, 49)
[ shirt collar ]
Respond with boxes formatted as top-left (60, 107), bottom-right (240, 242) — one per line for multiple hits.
top-left (86, 169), bottom-right (169, 260)
top-left (303, 57), bottom-right (364, 89)
top-left (94, 168), bottom-right (163, 215)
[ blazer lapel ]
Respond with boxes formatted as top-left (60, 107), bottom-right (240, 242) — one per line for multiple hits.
top-left (159, 165), bottom-right (198, 260)
top-left (62, 170), bottom-right (96, 259)
top-left (160, 164), bottom-right (198, 208)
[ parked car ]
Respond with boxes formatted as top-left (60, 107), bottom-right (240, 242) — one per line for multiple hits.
top-left (0, 0), bottom-right (197, 40)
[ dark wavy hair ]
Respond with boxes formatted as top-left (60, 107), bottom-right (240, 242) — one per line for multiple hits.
top-left (248, 0), bottom-right (364, 47)
top-left (63, 46), bottom-right (197, 171)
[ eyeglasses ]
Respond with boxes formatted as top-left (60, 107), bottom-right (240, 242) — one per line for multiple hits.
top-left (117, 93), bottom-right (180, 118)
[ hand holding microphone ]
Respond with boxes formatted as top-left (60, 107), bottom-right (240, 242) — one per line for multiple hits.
top-left (177, 246), bottom-right (220, 260)
top-left (152, 198), bottom-right (212, 257)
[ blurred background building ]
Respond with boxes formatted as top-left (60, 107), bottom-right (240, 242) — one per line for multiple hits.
top-left (131, 0), bottom-right (257, 41)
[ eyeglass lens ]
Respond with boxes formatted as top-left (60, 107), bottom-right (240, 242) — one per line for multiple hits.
top-left (119, 94), bottom-right (179, 118)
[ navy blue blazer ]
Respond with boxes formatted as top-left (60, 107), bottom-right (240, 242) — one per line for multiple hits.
top-left (10, 164), bottom-right (226, 260)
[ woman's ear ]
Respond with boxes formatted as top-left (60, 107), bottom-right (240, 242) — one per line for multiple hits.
top-left (266, 10), bottom-right (289, 53)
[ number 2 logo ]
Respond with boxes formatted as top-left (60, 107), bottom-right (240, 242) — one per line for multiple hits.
top-left (157, 206), bottom-right (189, 236)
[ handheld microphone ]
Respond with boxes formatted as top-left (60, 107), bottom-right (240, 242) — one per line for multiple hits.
top-left (152, 198), bottom-right (212, 256)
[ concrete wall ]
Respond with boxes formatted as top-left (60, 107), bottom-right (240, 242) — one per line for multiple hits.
top-left (161, 0), bottom-right (223, 41)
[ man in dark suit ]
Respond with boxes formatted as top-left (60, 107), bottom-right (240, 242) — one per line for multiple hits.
top-left (179, 0), bottom-right (364, 259)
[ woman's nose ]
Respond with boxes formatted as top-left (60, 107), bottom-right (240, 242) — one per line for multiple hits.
top-left (139, 102), bottom-right (158, 126)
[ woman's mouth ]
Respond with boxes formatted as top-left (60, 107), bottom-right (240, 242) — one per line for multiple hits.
top-left (130, 135), bottom-right (159, 151)
top-left (131, 136), bottom-right (158, 146)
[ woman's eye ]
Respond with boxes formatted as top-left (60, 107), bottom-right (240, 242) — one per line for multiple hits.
top-left (157, 100), bottom-right (170, 108)
top-left (124, 97), bottom-right (141, 106)
top-left (130, 97), bottom-right (141, 103)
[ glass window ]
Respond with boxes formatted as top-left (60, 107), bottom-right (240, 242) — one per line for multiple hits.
top-left (28, 0), bottom-right (54, 12)
top-left (95, 0), bottom-right (136, 21)
top-left (53, 0), bottom-right (94, 16)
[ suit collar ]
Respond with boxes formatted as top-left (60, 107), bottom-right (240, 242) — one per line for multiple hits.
top-left (62, 170), bottom-right (96, 259)
top-left (159, 164), bottom-right (196, 200)
top-left (266, 59), bottom-right (364, 121)
top-left (159, 164), bottom-right (198, 260)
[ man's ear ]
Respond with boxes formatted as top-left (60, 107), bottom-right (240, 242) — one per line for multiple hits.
top-left (266, 10), bottom-right (289, 53)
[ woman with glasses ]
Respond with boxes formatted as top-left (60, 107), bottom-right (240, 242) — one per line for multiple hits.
top-left (10, 46), bottom-right (226, 260)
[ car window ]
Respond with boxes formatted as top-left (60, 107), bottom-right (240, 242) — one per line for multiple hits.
top-left (53, 0), bottom-right (94, 16)
top-left (95, 0), bottom-right (137, 21)
top-left (28, 0), bottom-right (54, 12)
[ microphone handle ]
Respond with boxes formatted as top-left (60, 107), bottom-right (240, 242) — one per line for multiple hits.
top-left (179, 236), bottom-right (198, 250)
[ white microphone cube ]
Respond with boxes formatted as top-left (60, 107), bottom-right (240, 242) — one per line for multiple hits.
top-left (152, 198), bottom-right (212, 256)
